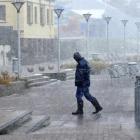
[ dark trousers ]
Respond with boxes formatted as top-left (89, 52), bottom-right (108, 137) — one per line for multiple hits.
top-left (76, 87), bottom-right (96, 103)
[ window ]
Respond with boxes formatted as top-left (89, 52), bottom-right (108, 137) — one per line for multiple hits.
top-left (34, 7), bottom-right (37, 24)
top-left (0, 5), bottom-right (6, 21)
top-left (51, 9), bottom-right (53, 25)
top-left (40, 5), bottom-right (45, 26)
top-left (47, 9), bottom-right (50, 25)
top-left (27, 2), bottom-right (33, 25)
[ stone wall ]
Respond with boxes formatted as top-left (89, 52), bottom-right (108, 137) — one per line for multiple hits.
top-left (21, 38), bottom-right (84, 65)
top-left (44, 72), bottom-right (67, 81)
top-left (0, 26), bottom-right (84, 67)
top-left (21, 38), bottom-right (57, 65)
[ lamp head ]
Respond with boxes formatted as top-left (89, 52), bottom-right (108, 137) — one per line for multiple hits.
top-left (83, 13), bottom-right (92, 22)
top-left (12, 1), bottom-right (25, 13)
top-left (54, 8), bottom-right (64, 18)
top-left (121, 20), bottom-right (128, 26)
top-left (104, 16), bottom-right (112, 24)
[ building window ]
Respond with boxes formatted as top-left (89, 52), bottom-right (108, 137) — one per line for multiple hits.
top-left (40, 5), bottom-right (45, 26)
top-left (47, 9), bottom-right (50, 25)
top-left (27, 2), bottom-right (33, 25)
top-left (51, 9), bottom-right (53, 25)
top-left (34, 7), bottom-right (37, 24)
top-left (0, 5), bottom-right (6, 21)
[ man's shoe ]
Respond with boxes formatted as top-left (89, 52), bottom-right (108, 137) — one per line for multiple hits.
top-left (91, 98), bottom-right (103, 114)
top-left (72, 110), bottom-right (83, 115)
top-left (72, 101), bottom-right (83, 115)
top-left (92, 106), bottom-right (103, 114)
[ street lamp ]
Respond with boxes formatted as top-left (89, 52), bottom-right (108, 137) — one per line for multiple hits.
top-left (121, 19), bottom-right (128, 61)
top-left (104, 16), bottom-right (112, 61)
top-left (135, 22), bottom-right (140, 61)
top-left (83, 13), bottom-right (92, 59)
top-left (54, 8), bottom-right (64, 72)
top-left (12, 0), bottom-right (24, 78)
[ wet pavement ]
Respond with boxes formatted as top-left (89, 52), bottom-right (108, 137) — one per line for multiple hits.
top-left (0, 74), bottom-right (139, 139)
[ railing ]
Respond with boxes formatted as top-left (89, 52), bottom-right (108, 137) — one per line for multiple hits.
top-left (108, 63), bottom-right (140, 80)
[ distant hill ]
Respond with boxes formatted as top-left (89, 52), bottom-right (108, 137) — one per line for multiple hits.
top-left (55, 0), bottom-right (72, 9)
top-left (54, 0), bottom-right (138, 38)
top-left (103, 0), bottom-right (140, 18)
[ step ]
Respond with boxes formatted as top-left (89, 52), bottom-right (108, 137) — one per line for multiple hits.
top-left (67, 72), bottom-right (74, 77)
top-left (0, 110), bottom-right (32, 135)
top-left (67, 73), bottom-right (74, 77)
top-left (28, 79), bottom-right (57, 87)
top-left (66, 70), bottom-right (75, 75)
top-left (66, 72), bottom-right (75, 80)
top-left (27, 76), bottom-right (50, 83)
top-left (13, 115), bottom-right (50, 134)
top-left (67, 76), bottom-right (75, 80)
top-left (62, 69), bottom-right (74, 72)
top-left (23, 74), bottom-right (43, 80)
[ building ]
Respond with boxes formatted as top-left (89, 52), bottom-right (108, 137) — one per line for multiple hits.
top-left (0, 0), bottom-right (56, 66)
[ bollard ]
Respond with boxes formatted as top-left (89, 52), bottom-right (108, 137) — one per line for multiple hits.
top-left (12, 58), bottom-right (18, 74)
top-left (135, 76), bottom-right (140, 127)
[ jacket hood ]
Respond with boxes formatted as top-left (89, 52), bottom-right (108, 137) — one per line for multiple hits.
top-left (73, 52), bottom-right (82, 62)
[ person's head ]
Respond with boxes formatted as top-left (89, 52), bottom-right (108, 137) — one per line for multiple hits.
top-left (73, 52), bottom-right (82, 62)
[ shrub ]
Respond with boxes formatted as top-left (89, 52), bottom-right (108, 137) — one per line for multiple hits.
top-left (127, 55), bottom-right (140, 62)
top-left (89, 60), bottom-right (108, 74)
top-left (0, 71), bottom-right (16, 85)
top-left (60, 63), bottom-right (76, 69)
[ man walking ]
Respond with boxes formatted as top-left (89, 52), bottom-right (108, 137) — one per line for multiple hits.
top-left (72, 52), bottom-right (103, 115)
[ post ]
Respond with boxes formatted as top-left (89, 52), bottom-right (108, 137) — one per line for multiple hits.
top-left (121, 20), bottom-right (128, 62)
top-left (137, 28), bottom-right (139, 61)
top-left (2, 44), bottom-right (6, 66)
top-left (12, 57), bottom-right (18, 74)
top-left (86, 20), bottom-right (89, 59)
top-left (104, 16), bottom-right (112, 62)
top-left (135, 22), bottom-right (140, 62)
top-left (123, 24), bottom-right (126, 59)
top-left (12, 1), bottom-right (24, 78)
top-left (58, 17), bottom-right (60, 72)
top-left (106, 22), bottom-right (112, 62)
top-left (107, 22), bottom-right (109, 56)
top-left (83, 13), bottom-right (92, 59)
top-left (54, 8), bottom-right (64, 73)
top-left (17, 12), bottom-right (21, 78)
top-left (135, 76), bottom-right (140, 127)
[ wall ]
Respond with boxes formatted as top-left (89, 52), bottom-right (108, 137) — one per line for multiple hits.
top-left (0, 0), bottom-right (55, 38)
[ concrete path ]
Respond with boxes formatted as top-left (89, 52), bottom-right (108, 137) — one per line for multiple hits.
top-left (0, 74), bottom-right (139, 139)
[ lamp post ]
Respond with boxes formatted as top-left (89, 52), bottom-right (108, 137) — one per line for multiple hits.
top-left (54, 8), bottom-right (64, 73)
top-left (135, 22), bottom-right (140, 61)
top-left (104, 16), bottom-right (112, 61)
top-left (121, 19), bottom-right (128, 61)
top-left (83, 13), bottom-right (92, 59)
top-left (12, 0), bottom-right (24, 78)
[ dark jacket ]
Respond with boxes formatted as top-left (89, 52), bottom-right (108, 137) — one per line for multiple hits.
top-left (75, 58), bottom-right (90, 87)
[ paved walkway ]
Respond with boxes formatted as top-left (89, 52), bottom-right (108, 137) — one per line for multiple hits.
top-left (0, 75), bottom-right (139, 139)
